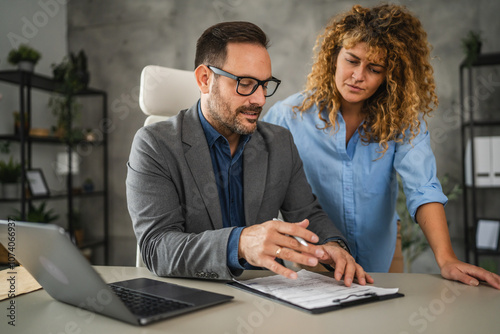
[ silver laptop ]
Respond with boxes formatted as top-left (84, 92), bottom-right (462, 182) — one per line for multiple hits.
top-left (0, 220), bottom-right (233, 326)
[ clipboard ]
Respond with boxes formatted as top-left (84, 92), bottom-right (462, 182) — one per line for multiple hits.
top-left (227, 273), bottom-right (404, 314)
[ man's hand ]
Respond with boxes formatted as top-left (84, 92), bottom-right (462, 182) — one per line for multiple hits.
top-left (238, 219), bottom-right (373, 286)
top-left (440, 258), bottom-right (500, 289)
top-left (316, 242), bottom-right (374, 286)
top-left (238, 219), bottom-right (326, 279)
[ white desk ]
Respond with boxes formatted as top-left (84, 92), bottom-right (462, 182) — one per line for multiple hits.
top-left (1, 266), bottom-right (499, 333)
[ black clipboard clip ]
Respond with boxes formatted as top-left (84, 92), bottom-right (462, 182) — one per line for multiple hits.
top-left (332, 292), bottom-right (379, 307)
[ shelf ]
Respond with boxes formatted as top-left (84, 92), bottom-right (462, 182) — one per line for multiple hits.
top-left (0, 70), bottom-right (105, 95)
top-left (79, 238), bottom-right (107, 250)
top-left (477, 249), bottom-right (500, 256)
top-left (0, 134), bottom-right (104, 146)
top-left (464, 186), bottom-right (500, 190)
top-left (0, 68), bottom-right (109, 264)
top-left (460, 52), bottom-right (500, 68)
top-left (460, 53), bottom-right (500, 265)
top-left (461, 120), bottom-right (500, 128)
top-left (0, 190), bottom-right (106, 203)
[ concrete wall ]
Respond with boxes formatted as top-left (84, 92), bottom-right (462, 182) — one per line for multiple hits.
top-left (0, 0), bottom-right (67, 134)
top-left (2, 0), bottom-right (499, 269)
top-left (0, 0), bottom-right (67, 75)
top-left (0, 1), bottom-right (69, 233)
top-left (67, 0), bottom-right (500, 268)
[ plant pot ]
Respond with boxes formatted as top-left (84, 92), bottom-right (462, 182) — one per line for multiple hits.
top-left (2, 182), bottom-right (20, 199)
top-left (74, 229), bottom-right (84, 246)
top-left (18, 61), bottom-right (35, 72)
top-left (477, 41), bottom-right (482, 55)
top-left (14, 121), bottom-right (30, 136)
top-left (13, 111), bottom-right (29, 135)
top-left (75, 70), bottom-right (90, 89)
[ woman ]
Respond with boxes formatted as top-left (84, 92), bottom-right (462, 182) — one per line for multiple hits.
top-left (264, 4), bottom-right (500, 288)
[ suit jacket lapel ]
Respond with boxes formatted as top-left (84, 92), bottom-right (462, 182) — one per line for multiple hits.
top-left (182, 104), bottom-right (223, 230)
top-left (243, 129), bottom-right (268, 226)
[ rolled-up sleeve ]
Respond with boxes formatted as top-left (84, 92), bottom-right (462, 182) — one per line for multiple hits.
top-left (394, 125), bottom-right (448, 221)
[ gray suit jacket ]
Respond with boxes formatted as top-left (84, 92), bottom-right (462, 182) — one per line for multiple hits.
top-left (126, 102), bottom-right (346, 280)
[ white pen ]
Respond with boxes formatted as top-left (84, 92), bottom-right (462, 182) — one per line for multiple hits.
top-left (273, 218), bottom-right (308, 247)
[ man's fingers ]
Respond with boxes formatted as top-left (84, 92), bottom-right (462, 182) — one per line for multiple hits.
top-left (274, 246), bottom-right (319, 267)
top-left (342, 259), bottom-right (356, 286)
top-left (239, 219), bottom-right (327, 279)
top-left (320, 243), bottom-right (373, 287)
top-left (264, 257), bottom-right (298, 279)
top-left (274, 219), bottom-right (319, 244)
top-left (273, 232), bottom-right (324, 258)
top-left (364, 272), bottom-right (375, 284)
top-left (355, 265), bottom-right (374, 285)
top-left (333, 257), bottom-right (346, 282)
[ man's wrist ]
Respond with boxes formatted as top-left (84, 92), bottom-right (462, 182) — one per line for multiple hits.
top-left (227, 227), bottom-right (246, 271)
top-left (326, 239), bottom-right (349, 253)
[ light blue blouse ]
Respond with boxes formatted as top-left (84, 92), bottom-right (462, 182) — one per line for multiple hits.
top-left (263, 92), bottom-right (448, 272)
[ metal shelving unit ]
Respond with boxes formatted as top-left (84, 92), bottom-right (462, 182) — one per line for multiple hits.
top-left (0, 70), bottom-right (109, 264)
top-left (460, 52), bottom-right (500, 266)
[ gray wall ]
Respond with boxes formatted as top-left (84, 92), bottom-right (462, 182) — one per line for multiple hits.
top-left (0, 0), bottom-right (67, 134)
top-left (68, 0), bottom-right (500, 267)
top-left (2, 1), bottom-right (499, 269)
top-left (0, 1), bottom-right (68, 230)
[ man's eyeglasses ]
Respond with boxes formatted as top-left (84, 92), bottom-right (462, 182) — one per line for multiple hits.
top-left (207, 65), bottom-right (281, 97)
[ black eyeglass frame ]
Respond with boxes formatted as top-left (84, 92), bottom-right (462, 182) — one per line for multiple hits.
top-left (207, 65), bottom-right (281, 97)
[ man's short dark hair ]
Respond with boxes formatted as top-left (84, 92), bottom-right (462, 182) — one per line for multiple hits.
top-left (194, 21), bottom-right (269, 69)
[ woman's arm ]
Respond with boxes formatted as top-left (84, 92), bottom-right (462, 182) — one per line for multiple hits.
top-left (416, 202), bottom-right (500, 289)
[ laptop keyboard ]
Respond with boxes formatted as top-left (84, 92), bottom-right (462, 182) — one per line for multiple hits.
top-left (109, 284), bottom-right (193, 317)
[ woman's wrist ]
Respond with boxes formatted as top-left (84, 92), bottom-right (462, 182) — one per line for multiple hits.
top-left (434, 248), bottom-right (459, 269)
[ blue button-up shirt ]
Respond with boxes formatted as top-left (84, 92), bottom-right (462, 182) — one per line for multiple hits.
top-left (198, 104), bottom-right (253, 272)
top-left (263, 92), bottom-right (448, 272)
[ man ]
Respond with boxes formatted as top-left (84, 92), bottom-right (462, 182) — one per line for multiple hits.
top-left (126, 21), bottom-right (372, 286)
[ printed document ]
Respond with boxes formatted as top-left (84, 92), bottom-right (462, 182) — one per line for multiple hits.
top-left (234, 270), bottom-right (399, 309)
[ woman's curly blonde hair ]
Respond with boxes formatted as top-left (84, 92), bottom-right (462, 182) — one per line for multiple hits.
top-left (297, 4), bottom-right (438, 155)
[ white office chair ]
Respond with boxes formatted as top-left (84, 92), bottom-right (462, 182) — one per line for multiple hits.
top-left (135, 65), bottom-right (200, 267)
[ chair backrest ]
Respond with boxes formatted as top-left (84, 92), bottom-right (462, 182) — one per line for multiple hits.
top-left (139, 65), bottom-right (200, 126)
top-left (136, 66), bottom-right (199, 267)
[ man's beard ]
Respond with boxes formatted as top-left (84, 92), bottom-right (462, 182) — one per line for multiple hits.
top-left (206, 81), bottom-right (262, 136)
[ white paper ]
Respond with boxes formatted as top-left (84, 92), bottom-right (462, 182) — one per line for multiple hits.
top-left (476, 220), bottom-right (500, 250)
top-left (234, 270), bottom-right (399, 309)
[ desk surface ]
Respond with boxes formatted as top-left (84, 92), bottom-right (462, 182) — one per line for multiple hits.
top-left (2, 266), bottom-right (499, 333)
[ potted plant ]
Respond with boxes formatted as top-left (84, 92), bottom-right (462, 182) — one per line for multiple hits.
top-left (462, 30), bottom-right (483, 67)
top-left (68, 210), bottom-right (84, 246)
top-left (11, 201), bottom-right (59, 223)
top-left (13, 111), bottom-right (29, 136)
top-left (49, 50), bottom-right (89, 144)
top-left (0, 156), bottom-right (22, 199)
top-left (7, 44), bottom-right (42, 72)
top-left (48, 95), bottom-right (83, 142)
top-left (82, 178), bottom-right (94, 193)
top-left (52, 50), bottom-right (90, 93)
